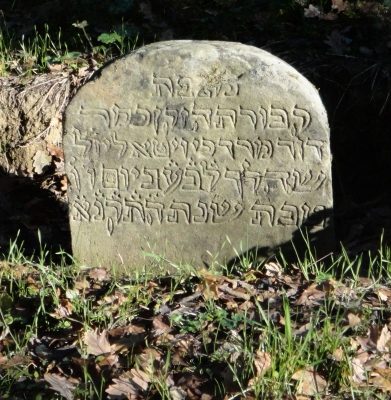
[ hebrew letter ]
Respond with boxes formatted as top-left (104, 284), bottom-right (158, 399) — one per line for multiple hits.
top-left (110, 132), bottom-right (127, 157)
top-left (291, 106), bottom-right (311, 135)
top-left (237, 139), bottom-right (254, 158)
top-left (182, 164), bottom-right (202, 190)
top-left (106, 193), bottom-right (123, 224)
top-left (210, 198), bottom-right (243, 223)
top-left (277, 202), bottom-right (299, 227)
top-left (250, 201), bottom-right (275, 226)
top-left (167, 200), bottom-right (191, 223)
top-left (145, 201), bottom-right (164, 224)
top-left (93, 191), bottom-right (105, 221)
top-left (151, 139), bottom-right (170, 158)
top-left (141, 168), bottom-right (160, 190)
top-left (190, 105), bottom-right (212, 131)
top-left (200, 161), bottom-right (221, 192)
top-left (133, 105), bottom-right (151, 127)
top-left (124, 197), bottom-right (145, 223)
top-left (218, 139), bottom-right (235, 159)
top-left (119, 167), bottom-right (129, 189)
top-left (163, 162), bottom-right (184, 194)
top-left (177, 78), bottom-right (192, 97)
top-left (239, 107), bottom-right (257, 130)
top-left (268, 106), bottom-right (288, 129)
top-left (73, 196), bottom-right (91, 221)
top-left (215, 106), bottom-right (237, 129)
top-left (80, 106), bottom-right (110, 128)
top-left (153, 76), bottom-right (173, 97)
top-left (305, 139), bottom-right (326, 161)
top-left (102, 167), bottom-right (119, 189)
top-left (192, 201), bottom-right (209, 223)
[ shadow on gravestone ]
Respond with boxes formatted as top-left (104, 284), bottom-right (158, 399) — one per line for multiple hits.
top-left (64, 41), bottom-right (334, 270)
top-left (226, 206), bottom-right (334, 269)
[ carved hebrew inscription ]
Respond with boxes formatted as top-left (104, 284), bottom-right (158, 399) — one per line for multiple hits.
top-left (64, 41), bottom-right (332, 267)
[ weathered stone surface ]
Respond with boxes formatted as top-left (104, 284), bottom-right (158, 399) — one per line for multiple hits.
top-left (64, 40), bottom-right (333, 268)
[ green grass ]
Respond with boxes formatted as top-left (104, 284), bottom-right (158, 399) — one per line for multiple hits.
top-left (0, 234), bottom-right (391, 398)
top-left (0, 20), bottom-right (139, 76)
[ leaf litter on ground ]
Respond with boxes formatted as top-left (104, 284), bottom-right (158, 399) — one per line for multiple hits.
top-left (1, 253), bottom-right (391, 398)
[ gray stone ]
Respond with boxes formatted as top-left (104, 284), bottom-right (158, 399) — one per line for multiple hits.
top-left (64, 41), bottom-right (333, 269)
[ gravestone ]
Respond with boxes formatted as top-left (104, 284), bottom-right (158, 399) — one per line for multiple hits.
top-left (64, 41), bottom-right (333, 268)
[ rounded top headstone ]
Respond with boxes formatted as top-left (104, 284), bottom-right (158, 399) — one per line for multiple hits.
top-left (64, 41), bottom-right (333, 269)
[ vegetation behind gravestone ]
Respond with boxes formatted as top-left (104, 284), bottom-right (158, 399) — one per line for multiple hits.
top-left (1, 0), bottom-right (391, 255)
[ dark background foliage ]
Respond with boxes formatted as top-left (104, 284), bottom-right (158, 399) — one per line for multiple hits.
top-left (2, 0), bottom-right (391, 250)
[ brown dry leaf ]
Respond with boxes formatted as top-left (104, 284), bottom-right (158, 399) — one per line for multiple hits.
top-left (324, 29), bottom-right (352, 54)
top-left (44, 373), bottom-right (77, 400)
top-left (98, 353), bottom-right (119, 367)
top-left (333, 347), bottom-right (344, 362)
top-left (332, 0), bottom-right (347, 11)
top-left (130, 369), bottom-right (151, 391)
top-left (304, 4), bottom-right (322, 18)
top-left (292, 368), bottom-right (327, 396)
top-left (263, 262), bottom-right (282, 277)
top-left (137, 347), bottom-right (163, 370)
top-left (370, 368), bottom-right (391, 392)
top-left (350, 357), bottom-right (366, 383)
top-left (295, 283), bottom-right (326, 306)
top-left (47, 144), bottom-right (64, 160)
top-left (373, 325), bottom-right (391, 352)
top-left (112, 334), bottom-right (145, 354)
top-left (84, 329), bottom-right (112, 356)
top-left (56, 298), bottom-right (73, 317)
top-left (251, 351), bottom-right (272, 382)
top-left (106, 373), bottom-right (142, 399)
top-left (377, 288), bottom-right (391, 302)
top-left (89, 268), bottom-right (110, 281)
top-left (48, 63), bottom-right (63, 72)
top-left (346, 311), bottom-right (362, 327)
top-left (152, 315), bottom-right (172, 335)
top-left (170, 386), bottom-right (187, 400)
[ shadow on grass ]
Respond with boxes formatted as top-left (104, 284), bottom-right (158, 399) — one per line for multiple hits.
top-left (0, 165), bottom-right (71, 263)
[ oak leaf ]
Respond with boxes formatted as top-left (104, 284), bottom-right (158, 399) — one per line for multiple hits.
top-left (84, 329), bottom-right (112, 356)
top-left (292, 368), bottom-right (327, 396)
top-left (44, 373), bottom-right (77, 400)
top-left (106, 373), bottom-right (142, 399)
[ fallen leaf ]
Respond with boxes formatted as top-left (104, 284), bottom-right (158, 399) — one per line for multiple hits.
top-left (346, 311), bottom-right (362, 327)
top-left (295, 283), bottom-right (326, 306)
top-left (152, 315), bottom-right (172, 335)
top-left (56, 298), bottom-right (73, 317)
top-left (84, 329), bottom-right (112, 356)
top-left (263, 262), bottom-right (282, 277)
top-left (370, 368), bottom-right (391, 392)
top-left (372, 325), bottom-right (391, 352)
top-left (130, 369), bottom-right (151, 391)
top-left (44, 373), bottom-right (77, 400)
top-left (324, 29), bottom-right (352, 54)
top-left (304, 4), bottom-right (322, 18)
top-left (106, 373), bottom-right (142, 399)
top-left (332, 0), bottom-right (347, 12)
top-left (249, 351), bottom-right (272, 386)
top-left (292, 368), bottom-right (327, 396)
top-left (89, 268), bottom-right (110, 281)
top-left (170, 386), bottom-right (187, 400)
